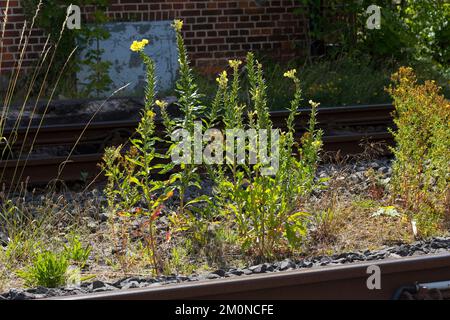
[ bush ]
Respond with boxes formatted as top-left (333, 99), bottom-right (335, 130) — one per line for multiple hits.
top-left (17, 251), bottom-right (69, 288)
top-left (22, 0), bottom-right (112, 97)
top-left (387, 67), bottom-right (450, 237)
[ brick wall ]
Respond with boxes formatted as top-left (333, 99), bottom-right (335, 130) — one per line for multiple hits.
top-left (1, 0), bottom-right (306, 74)
top-left (0, 0), bottom-right (47, 71)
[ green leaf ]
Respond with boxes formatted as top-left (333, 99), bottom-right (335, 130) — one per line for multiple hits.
top-left (185, 195), bottom-right (211, 207)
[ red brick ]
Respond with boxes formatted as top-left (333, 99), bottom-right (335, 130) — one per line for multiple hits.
top-left (1, 0), bottom-right (306, 73)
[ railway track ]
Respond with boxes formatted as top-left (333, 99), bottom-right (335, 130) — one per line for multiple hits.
top-left (4, 101), bottom-right (448, 302)
top-left (53, 253), bottom-right (450, 300)
top-left (0, 103), bottom-right (394, 185)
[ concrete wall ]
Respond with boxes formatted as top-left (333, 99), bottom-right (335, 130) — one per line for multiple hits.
top-left (77, 21), bottom-right (178, 96)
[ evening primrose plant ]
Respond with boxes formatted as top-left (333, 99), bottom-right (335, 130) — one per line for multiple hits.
top-left (104, 20), bottom-right (323, 263)
top-left (211, 56), bottom-right (323, 258)
top-left (162, 19), bottom-right (209, 229)
top-left (102, 37), bottom-right (173, 274)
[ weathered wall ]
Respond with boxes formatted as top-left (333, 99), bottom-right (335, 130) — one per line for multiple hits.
top-left (77, 21), bottom-right (179, 94)
top-left (1, 0), bottom-right (306, 74)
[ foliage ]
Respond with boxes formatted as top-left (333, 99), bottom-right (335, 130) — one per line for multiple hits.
top-left (299, 54), bottom-right (394, 106)
top-left (63, 236), bottom-right (91, 268)
top-left (22, 0), bottom-right (112, 97)
top-left (400, 0), bottom-right (450, 67)
top-left (0, 199), bottom-right (28, 240)
top-left (17, 251), bottom-right (69, 288)
top-left (209, 54), bottom-right (323, 258)
top-left (294, 0), bottom-right (361, 56)
top-left (293, 0), bottom-right (449, 103)
top-left (195, 53), bottom-right (399, 109)
top-left (0, 196), bottom-right (48, 267)
top-left (295, 1), bottom-right (449, 64)
top-left (114, 21), bottom-right (324, 261)
top-left (102, 38), bottom-right (173, 275)
top-left (154, 20), bottom-right (212, 248)
top-left (4, 233), bottom-right (42, 268)
top-left (195, 53), bottom-right (448, 110)
top-left (162, 20), bottom-right (206, 218)
top-left (165, 244), bottom-right (197, 275)
top-left (102, 146), bottom-right (139, 214)
top-left (387, 67), bottom-right (450, 237)
top-left (309, 208), bottom-right (339, 246)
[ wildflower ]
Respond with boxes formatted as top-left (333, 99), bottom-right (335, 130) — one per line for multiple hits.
top-left (309, 100), bottom-right (320, 108)
top-left (155, 100), bottom-right (168, 109)
top-left (216, 70), bottom-right (228, 87)
top-left (130, 39), bottom-right (149, 52)
top-left (254, 88), bottom-right (261, 99)
top-left (173, 19), bottom-right (183, 32)
top-left (312, 140), bottom-right (322, 149)
top-left (283, 69), bottom-right (297, 79)
top-left (146, 110), bottom-right (155, 118)
top-left (228, 59), bottom-right (242, 69)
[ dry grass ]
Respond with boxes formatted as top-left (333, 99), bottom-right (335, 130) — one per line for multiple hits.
top-left (0, 159), bottom-right (447, 292)
top-left (322, 197), bottom-right (412, 252)
top-left (302, 166), bottom-right (415, 257)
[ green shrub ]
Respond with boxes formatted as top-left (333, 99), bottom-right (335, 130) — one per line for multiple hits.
top-left (17, 251), bottom-right (69, 288)
top-left (63, 236), bottom-right (91, 268)
top-left (211, 55), bottom-right (323, 258)
top-left (387, 67), bottom-right (450, 237)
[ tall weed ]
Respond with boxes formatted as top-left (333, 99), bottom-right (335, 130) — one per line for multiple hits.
top-left (387, 67), bottom-right (450, 237)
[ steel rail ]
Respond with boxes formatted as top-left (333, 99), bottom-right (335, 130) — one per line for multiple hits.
top-left (53, 253), bottom-right (450, 300)
top-left (0, 132), bottom-right (393, 185)
top-left (1, 104), bottom-right (395, 185)
top-left (4, 103), bottom-right (394, 149)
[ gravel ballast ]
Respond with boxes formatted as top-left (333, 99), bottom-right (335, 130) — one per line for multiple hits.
top-left (2, 237), bottom-right (450, 300)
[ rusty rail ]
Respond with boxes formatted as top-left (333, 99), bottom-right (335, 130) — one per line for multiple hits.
top-left (1, 104), bottom-right (395, 185)
top-left (5, 103), bottom-right (393, 149)
top-left (53, 253), bottom-right (450, 300)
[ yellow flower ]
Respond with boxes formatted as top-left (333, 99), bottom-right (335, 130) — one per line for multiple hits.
top-left (146, 110), bottom-right (155, 118)
top-left (283, 69), bottom-right (297, 79)
top-left (228, 59), bottom-right (242, 69)
top-left (312, 140), bottom-right (322, 149)
top-left (173, 19), bottom-right (183, 32)
top-left (216, 70), bottom-right (228, 87)
top-left (130, 39), bottom-right (149, 52)
top-left (309, 100), bottom-right (320, 108)
top-left (155, 99), bottom-right (168, 109)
